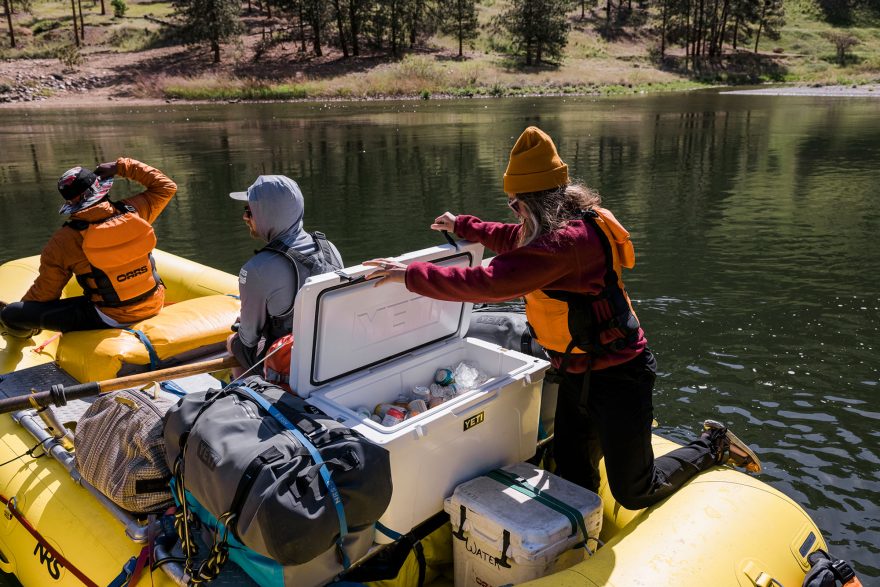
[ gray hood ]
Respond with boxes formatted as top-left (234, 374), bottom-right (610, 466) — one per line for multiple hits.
top-left (247, 175), bottom-right (314, 252)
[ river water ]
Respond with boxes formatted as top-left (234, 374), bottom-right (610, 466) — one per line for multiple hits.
top-left (0, 93), bottom-right (878, 580)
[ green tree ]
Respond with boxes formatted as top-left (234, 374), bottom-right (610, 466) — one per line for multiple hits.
top-left (823, 30), bottom-right (860, 65)
top-left (497, 0), bottom-right (570, 65)
top-left (176, 0), bottom-right (242, 63)
top-left (753, 0), bottom-right (784, 53)
top-left (439, 0), bottom-right (479, 57)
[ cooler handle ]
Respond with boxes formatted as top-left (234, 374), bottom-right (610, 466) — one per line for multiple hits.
top-left (450, 389), bottom-right (499, 416)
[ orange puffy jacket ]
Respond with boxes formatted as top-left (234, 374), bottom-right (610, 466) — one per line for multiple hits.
top-left (23, 158), bottom-right (177, 324)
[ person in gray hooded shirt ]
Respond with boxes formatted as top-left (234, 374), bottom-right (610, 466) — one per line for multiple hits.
top-left (227, 175), bottom-right (343, 373)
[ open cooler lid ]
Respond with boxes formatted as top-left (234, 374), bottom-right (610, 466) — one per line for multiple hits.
top-left (290, 240), bottom-right (484, 398)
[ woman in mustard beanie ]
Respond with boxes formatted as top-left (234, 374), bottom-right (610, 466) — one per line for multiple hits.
top-left (367, 126), bottom-right (760, 510)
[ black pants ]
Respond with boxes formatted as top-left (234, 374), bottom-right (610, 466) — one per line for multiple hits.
top-left (552, 349), bottom-right (716, 510)
top-left (1, 297), bottom-right (111, 333)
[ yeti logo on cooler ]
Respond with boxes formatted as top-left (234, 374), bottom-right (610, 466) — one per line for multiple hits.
top-left (463, 411), bottom-right (484, 431)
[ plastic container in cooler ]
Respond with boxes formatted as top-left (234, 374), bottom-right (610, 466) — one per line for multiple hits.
top-left (289, 240), bottom-right (550, 543)
top-left (444, 462), bottom-right (603, 587)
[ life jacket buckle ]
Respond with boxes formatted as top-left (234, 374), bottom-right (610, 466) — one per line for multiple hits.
top-left (831, 558), bottom-right (856, 583)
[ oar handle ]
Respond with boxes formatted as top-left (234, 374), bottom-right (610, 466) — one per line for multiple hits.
top-left (0, 355), bottom-right (239, 414)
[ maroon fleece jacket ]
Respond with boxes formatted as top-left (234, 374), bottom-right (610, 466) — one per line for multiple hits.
top-left (404, 214), bottom-right (647, 372)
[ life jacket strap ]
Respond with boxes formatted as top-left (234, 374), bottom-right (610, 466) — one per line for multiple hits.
top-left (259, 233), bottom-right (343, 336)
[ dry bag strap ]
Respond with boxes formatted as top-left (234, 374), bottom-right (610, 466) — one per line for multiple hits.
top-left (487, 469), bottom-right (590, 549)
top-left (236, 385), bottom-right (351, 569)
top-left (125, 328), bottom-right (160, 371)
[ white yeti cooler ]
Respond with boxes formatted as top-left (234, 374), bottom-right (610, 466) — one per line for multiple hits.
top-left (289, 240), bottom-right (550, 543)
top-left (445, 462), bottom-right (603, 587)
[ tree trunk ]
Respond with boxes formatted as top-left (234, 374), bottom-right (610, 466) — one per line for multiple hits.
top-left (100, 0), bottom-right (105, 16)
top-left (266, 0), bottom-right (271, 19)
top-left (581, 0), bottom-right (585, 19)
top-left (695, 0), bottom-right (704, 59)
top-left (4, 0), bottom-right (15, 48)
top-left (349, 0), bottom-right (359, 56)
top-left (660, 0), bottom-right (668, 56)
top-left (683, 0), bottom-right (690, 70)
top-left (311, 0), bottom-right (322, 56)
top-left (212, 40), bottom-right (220, 63)
top-left (731, 17), bottom-right (738, 50)
top-left (605, 0), bottom-right (611, 30)
top-left (715, 0), bottom-right (730, 55)
top-left (390, 0), bottom-right (399, 57)
top-left (333, 0), bottom-right (348, 57)
top-left (70, 0), bottom-right (80, 46)
top-left (298, 1), bottom-right (306, 52)
top-left (77, 0), bottom-right (85, 41)
top-left (457, 3), bottom-right (463, 57)
top-left (408, 1), bottom-right (420, 47)
top-left (754, 2), bottom-right (766, 53)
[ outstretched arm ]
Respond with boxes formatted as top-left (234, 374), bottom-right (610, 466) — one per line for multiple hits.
top-left (100, 158), bottom-right (177, 223)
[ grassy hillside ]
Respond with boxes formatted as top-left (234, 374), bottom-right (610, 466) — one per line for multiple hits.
top-left (1, 0), bottom-right (878, 101)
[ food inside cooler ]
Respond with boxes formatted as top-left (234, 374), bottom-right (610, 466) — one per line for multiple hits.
top-left (354, 361), bottom-right (489, 426)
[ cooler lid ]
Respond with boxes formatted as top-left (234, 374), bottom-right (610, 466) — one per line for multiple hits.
top-left (290, 240), bottom-right (484, 398)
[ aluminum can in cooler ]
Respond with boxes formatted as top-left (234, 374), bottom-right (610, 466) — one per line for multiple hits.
top-left (434, 368), bottom-right (455, 386)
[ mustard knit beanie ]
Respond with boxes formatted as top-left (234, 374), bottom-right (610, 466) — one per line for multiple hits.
top-left (503, 126), bottom-right (569, 195)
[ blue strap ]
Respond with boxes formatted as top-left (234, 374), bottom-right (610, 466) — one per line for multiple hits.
top-left (159, 380), bottom-right (188, 396)
top-left (236, 385), bottom-right (351, 569)
top-left (125, 328), bottom-right (160, 371)
top-left (375, 521), bottom-right (404, 541)
top-left (106, 555), bottom-right (137, 587)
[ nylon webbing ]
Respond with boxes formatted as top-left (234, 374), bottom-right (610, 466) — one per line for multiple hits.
top-left (125, 328), bottom-right (160, 371)
top-left (236, 385), bottom-right (351, 569)
top-left (486, 469), bottom-right (589, 546)
top-left (375, 521), bottom-right (404, 541)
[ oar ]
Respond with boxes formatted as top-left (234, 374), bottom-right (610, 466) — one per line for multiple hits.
top-left (0, 354), bottom-right (239, 414)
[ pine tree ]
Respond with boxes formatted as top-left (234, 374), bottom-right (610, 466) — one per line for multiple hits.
top-left (497, 0), bottom-right (570, 65)
top-left (439, 0), bottom-right (479, 57)
top-left (176, 0), bottom-right (242, 62)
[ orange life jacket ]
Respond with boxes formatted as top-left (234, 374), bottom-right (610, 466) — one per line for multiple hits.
top-left (67, 202), bottom-right (162, 307)
top-left (524, 207), bottom-right (640, 361)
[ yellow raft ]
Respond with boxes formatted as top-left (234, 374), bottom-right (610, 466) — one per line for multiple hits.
top-left (0, 253), bottom-right (826, 587)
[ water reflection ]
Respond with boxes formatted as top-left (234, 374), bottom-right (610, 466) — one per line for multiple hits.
top-left (1, 94), bottom-right (878, 577)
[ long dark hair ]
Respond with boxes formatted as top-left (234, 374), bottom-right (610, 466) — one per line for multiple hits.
top-left (515, 182), bottom-right (601, 246)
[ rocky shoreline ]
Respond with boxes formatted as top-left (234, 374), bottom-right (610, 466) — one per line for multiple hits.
top-left (2, 57), bottom-right (878, 107)
top-left (0, 71), bottom-right (111, 103)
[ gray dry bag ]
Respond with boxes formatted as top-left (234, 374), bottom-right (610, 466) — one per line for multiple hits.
top-left (163, 375), bottom-right (393, 566)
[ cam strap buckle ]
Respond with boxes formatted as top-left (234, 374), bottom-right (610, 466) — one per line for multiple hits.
top-left (831, 558), bottom-right (857, 584)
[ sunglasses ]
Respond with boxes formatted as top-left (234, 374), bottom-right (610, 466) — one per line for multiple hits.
top-left (507, 197), bottom-right (520, 212)
top-left (244, 205), bottom-right (252, 218)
